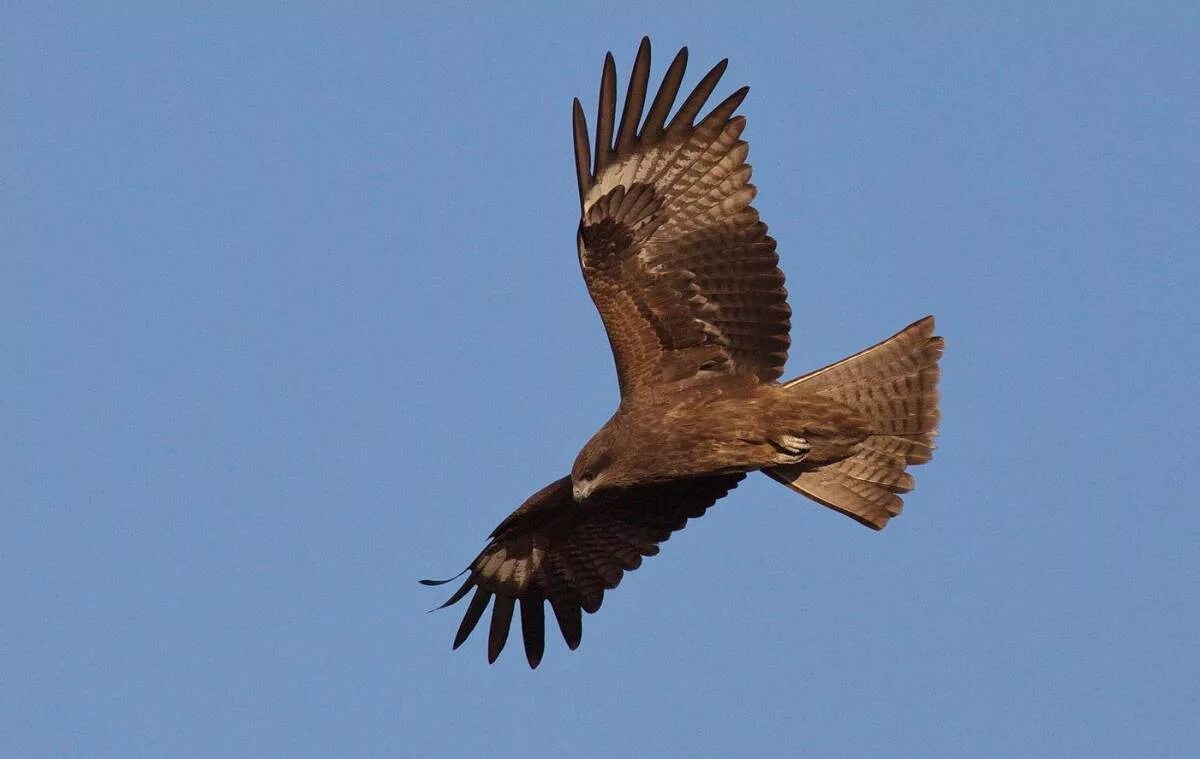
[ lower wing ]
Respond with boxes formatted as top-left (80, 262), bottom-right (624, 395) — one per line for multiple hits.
top-left (422, 473), bottom-right (743, 667)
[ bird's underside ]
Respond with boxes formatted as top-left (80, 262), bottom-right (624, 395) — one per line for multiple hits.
top-left (423, 38), bottom-right (944, 668)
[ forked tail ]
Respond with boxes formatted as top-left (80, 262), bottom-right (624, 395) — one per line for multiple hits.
top-left (764, 316), bottom-right (944, 529)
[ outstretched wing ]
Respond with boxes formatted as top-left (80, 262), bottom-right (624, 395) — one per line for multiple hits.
top-left (422, 473), bottom-right (743, 667)
top-left (573, 38), bottom-right (791, 397)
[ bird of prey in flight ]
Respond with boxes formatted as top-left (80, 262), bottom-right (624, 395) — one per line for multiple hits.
top-left (423, 38), bottom-right (943, 668)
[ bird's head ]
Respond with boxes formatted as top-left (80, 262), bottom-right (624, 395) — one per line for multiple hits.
top-left (571, 444), bottom-right (615, 502)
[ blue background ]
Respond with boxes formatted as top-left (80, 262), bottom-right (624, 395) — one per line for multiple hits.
top-left (5, 3), bottom-right (1198, 757)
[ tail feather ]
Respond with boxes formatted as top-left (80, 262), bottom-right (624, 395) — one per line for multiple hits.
top-left (835, 447), bottom-right (914, 492)
top-left (858, 433), bottom-right (934, 466)
top-left (765, 316), bottom-right (943, 530)
top-left (777, 465), bottom-right (905, 528)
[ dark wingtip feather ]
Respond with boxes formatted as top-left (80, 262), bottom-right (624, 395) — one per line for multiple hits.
top-left (667, 57), bottom-right (730, 133)
top-left (520, 596), bottom-right (546, 669)
top-left (641, 46), bottom-right (688, 140)
top-left (418, 568), bottom-right (468, 586)
top-left (488, 595), bottom-right (516, 664)
top-left (551, 600), bottom-right (583, 650)
top-left (425, 575), bottom-right (475, 613)
top-left (696, 85), bottom-right (750, 131)
top-left (729, 84), bottom-right (750, 109)
top-left (453, 586), bottom-right (491, 650)
top-left (572, 97), bottom-right (591, 206)
top-left (594, 53), bottom-right (617, 176)
top-left (615, 37), bottom-right (652, 153)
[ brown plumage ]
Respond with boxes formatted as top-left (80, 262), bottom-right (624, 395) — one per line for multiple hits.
top-left (423, 38), bottom-right (944, 667)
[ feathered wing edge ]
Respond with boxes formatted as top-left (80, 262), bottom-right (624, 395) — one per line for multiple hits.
top-left (572, 37), bottom-right (738, 210)
top-left (422, 474), bottom-right (743, 668)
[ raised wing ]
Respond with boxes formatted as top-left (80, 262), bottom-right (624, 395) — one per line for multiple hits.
top-left (422, 473), bottom-right (743, 667)
top-left (573, 38), bottom-right (791, 396)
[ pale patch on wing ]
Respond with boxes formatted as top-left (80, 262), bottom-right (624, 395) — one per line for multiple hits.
top-left (506, 545), bottom-right (544, 590)
top-left (479, 548), bottom-right (506, 581)
top-left (582, 109), bottom-right (748, 217)
top-left (585, 155), bottom-right (639, 208)
top-left (482, 544), bottom-right (546, 593)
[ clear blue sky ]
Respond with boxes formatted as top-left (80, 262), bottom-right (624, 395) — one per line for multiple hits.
top-left (5, 3), bottom-right (1198, 757)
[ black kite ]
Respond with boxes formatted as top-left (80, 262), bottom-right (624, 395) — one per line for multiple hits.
top-left (423, 39), bottom-right (943, 668)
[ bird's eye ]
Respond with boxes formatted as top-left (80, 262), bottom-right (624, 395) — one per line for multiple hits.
top-left (581, 470), bottom-right (595, 482)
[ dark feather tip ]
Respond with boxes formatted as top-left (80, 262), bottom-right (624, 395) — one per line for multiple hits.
top-left (418, 568), bottom-right (468, 586)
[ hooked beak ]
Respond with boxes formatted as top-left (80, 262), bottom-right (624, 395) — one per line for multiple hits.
top-left (572, 481), bottom-right (592, 502)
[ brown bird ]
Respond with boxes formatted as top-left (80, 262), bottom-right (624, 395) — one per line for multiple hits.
top-left (422, 38), bottom-right (943, 668)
